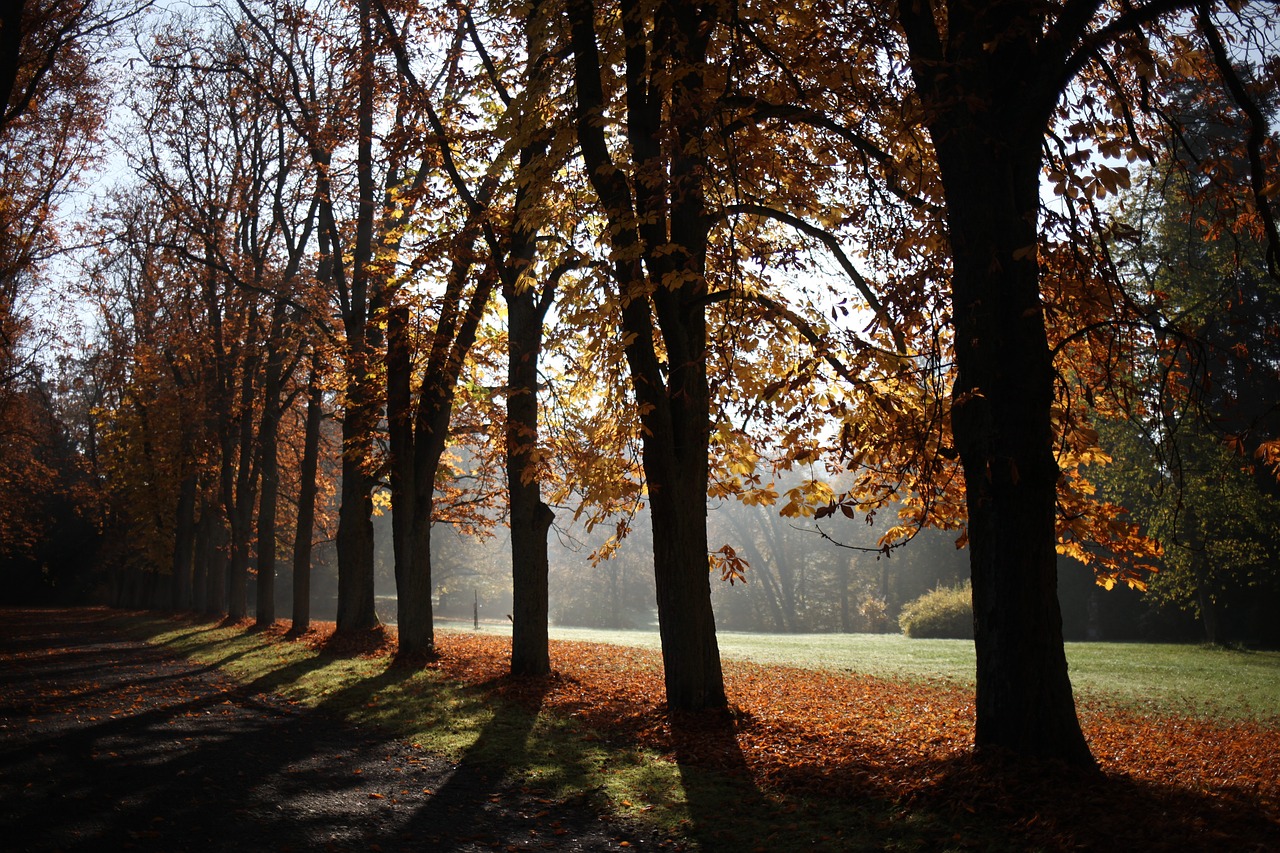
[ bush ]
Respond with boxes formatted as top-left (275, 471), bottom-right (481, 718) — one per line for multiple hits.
top-left (898, 581), bottom-right (974, 639)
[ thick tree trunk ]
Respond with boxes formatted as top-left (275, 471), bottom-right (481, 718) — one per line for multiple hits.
top-left (1189, 541), bottom-right (1219, 644)
top-left (567, 0), bottom-right (726, 711)
top-left (934, 127), bottom-right (1092, 767)
top-left (290, 358), bottom-right (322, 634)
top-left (385, 216), bottom-right (497, 655)
top-left (192, 498), bottom-right (209, 613)
top-left (506, 279), bottom-right (553, 676)
top-left (255, 387), bottom-right (281, 627)
top-left (387, 303), bottom-right (433, 657)
top-left (897, 0), bottom-right (1093, 768)
top-left (255, 304), bottom-right (294, 628)
top-left (203, 510), bottom-right (228, 616)
top-left (227, 355), bottom-right (258, 621)
top-left (634, 223), bottom-right (724, 708)
top-left (336, 401), bottom-right (378, 632)
top-left (505, 0), bottom-right (555, 679)
top-left (396, 506), bottom-right (435, 656)
top-left (335, 0), bottom-right (382, 636)
top-left (649, 459), bottom-right (726, 710)
top-left (509, 495), bottom-right (554, 674)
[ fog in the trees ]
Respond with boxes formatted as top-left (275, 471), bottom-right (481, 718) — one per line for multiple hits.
top-left (250, 468), bottom-right (1215, 643)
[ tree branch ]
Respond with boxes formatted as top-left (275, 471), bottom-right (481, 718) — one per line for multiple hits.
top-left (720, 202), bottom-right (908, 353)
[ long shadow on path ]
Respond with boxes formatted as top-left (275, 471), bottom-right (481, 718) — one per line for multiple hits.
top-left (0, 608), bottom-right (646, 852)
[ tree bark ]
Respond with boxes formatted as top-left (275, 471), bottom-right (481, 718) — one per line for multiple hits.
top-left (898, 0), bottom-right (1093, 766)
top-left (255, 333), bottom-right (285, 627)
top-left (507, 287), bottom-right (554, 676)
top-left (568, 0), bottom-right (726, 712)
top-left (170, 473), bottom-right (197, 611)
top-left (192, 495), bottom-right (210, 613)
top-left (386, 301), bottom-right (432, 655)
top-left (336, 386), bottom-right (379, 631)
top-left (506, 0), bottom-right (556, 677)
top-left (290, 356), bottom-right (323, 634)
top-left (227, 342), bottom-right (259, 621)
top-left (391, 261), bottom-right (497, 656)
top-left (203, 509), bottom-right (228, 616)
top-left (333, 0), bottom-right (381, 635)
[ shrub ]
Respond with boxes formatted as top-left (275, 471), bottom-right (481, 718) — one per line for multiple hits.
top-left (898, 581), bottom-right (974, 639)
top-left (857, 591), bottom-right (894, 633)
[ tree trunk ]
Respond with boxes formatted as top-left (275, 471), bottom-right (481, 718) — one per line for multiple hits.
top-left (392, 275), bottom-right (494, 657)
top-left (396, 501), bottom-right (435, 656)
top-left (227, 347), bottom-right (258, 621)
top-left (937, 123), bottom-right (1092, 767)
top-left (649, 456), bottom-right (726, 710)
top-left (387, 302), bottom-right (433, 656)
top-left (1187, 529), bottom-right (1218, 645)
top-left (383, 189), bottom-right (499, 655)
top-left (334, 0), bottom-right (382, 636)
top-left (192, 497), bottom-right (209, 613)
top-left (505, 0), bottom-right (555, 679)
top-left (897, 1), bottom-right (1094, 768)
top-left (203, 510), bottom-right (228, 616)
top-left (507, 287), bottom-right (554, 674)
top-left (255, 350), bottom-right (284, 628)
top-left (290, 356), bottom-right (322, 634)
top-left (170, 473), bottom-right (197, 611)
top-left (336, 400), bottom-right (378, 632)
top-left (1197, 582), bottom-right (1220, 645)
top-left (568, 0), bottom-right (727, 713)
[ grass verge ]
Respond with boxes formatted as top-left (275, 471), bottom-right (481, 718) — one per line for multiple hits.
top-left (442, 620), bottom-right (1280, 721)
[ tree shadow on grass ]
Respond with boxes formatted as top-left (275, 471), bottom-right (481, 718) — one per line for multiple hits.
top-left (742, 740), bottom-right (1280, 851)
top-left (337, 669), bottom-right (648, 851)
top-left (391, 674), bottom-right (554, 847)
top-left (667, 710), bottom-right (909, 853)
top-left (669, 708), bottom-right (770, 851)
top-left (3, 611), bottom-right (619, 852)
top-left (902, 750), bottom-right (1280, 850)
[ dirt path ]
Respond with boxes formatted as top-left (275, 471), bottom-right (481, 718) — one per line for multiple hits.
top-left (0, 608), bottom-right (655, 852)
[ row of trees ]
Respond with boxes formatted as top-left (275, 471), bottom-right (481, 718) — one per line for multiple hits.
top-left (4, 0), bottom-right (1279, 768)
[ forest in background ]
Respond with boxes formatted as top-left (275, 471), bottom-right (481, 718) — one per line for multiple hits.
top-left (3, 0), bottom-right (1279, 768)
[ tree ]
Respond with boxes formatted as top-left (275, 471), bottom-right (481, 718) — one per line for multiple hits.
top-left (567, 0), bottom-right (729, 711)
top-left (234, 0), bottom-right (387, 633)
top-left (889, 0), bottom-right (1280, 764)
top-left (1096, 109), bottom-right (1280, 643)
top-left (0, 1), bottom-right (143, 582)
top-left (502, 0), bottom-right (560, 679)
top-left (288, 348), bottom-right (326, 634)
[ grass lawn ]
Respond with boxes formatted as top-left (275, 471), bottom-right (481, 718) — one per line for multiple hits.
top-left (439, 619), bottom-right (1280, 721)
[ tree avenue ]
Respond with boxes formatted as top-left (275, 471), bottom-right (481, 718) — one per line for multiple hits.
top-left (1, 0), bottom-right (1277, 773)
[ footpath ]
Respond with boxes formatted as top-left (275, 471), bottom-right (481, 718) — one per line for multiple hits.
top-left (0, 607), bottom-right (645, 852)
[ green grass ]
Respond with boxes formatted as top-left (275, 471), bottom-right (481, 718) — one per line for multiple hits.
top-left (442, 619), bottom-right (1280, 721)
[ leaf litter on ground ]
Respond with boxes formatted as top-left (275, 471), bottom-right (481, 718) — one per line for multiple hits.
top-left (196, 616), bottom-right (1280, 850)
